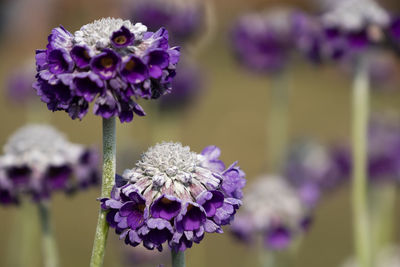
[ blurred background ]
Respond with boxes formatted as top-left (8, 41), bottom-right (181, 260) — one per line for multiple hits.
top-left (1, 0), bottom-right (400, 266)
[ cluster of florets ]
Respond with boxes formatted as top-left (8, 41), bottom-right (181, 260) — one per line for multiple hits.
top-left (128, 0), bottom-right (205, 45)
top-left (284, 140), bottom-right (346, 207)
top-left (101, 143), bottom-right (245, 251)
top-left (231, 9), bottom-right (296, 73)
top-left (231, 175), bottom-right (311, 250)
top-left (320, 0), bottom-right (399, 59)
top-left (33, 18), bottom-right (180, 122)
top-left (333, 114), bottom-right (400, 184)
top-left (0, 125), bottom-right (99, 204)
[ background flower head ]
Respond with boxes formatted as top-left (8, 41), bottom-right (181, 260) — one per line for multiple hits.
top-left (0, 124), bottom-right (99, 204)
top-left (231, 8), bottom-right (296, 73)
top-left (231, 175), bottom-right (312, 250)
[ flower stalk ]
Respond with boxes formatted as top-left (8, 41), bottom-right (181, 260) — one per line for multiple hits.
top-left (90, 117), bottom-right (116, 267)
top-left (172, 250), bottom-right (186, 267)
top-left (38, 201), bottom-right (59, 267)
top-left (352, 55), bottom-right (371, 267)
top-left (267, 70), bottom-right (290, 173)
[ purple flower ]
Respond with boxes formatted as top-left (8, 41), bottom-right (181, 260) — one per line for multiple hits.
top-left (47, 48), bottom-right (74, 74)
top-left (111, 26), bottom-right (135, 48)
top-left (70, 45), bottom-right (93, 68)
top-left (73, 72), bottom-right (104, 102)
top-left (120, 55), bottom-right (149, 84)
top-left (333, 114), bottom-right (400, 183)
top-left (34, 18), bottom-right (180, 123)
top-left (321, 0), bottom-right (391, 58)
top-left (0, 124), bottom-right (100, 204)
top-left (230, 175), bottom-right (311, 251)
top-left (231, 9), bottom-right (295, 73)
top-left (101, 142), bottom-right (245, 251)
top-left (265, 226), bottom-right (292, 250)
top-left (90, 49), bottom-right (121, 80)
top-left (284, 140), bottom-right (345, 207)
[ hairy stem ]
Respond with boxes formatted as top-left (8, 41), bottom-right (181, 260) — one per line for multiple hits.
top-left (90, 117), bottom-right (116, 267)
top-left (267, 71), bottom-right (290, 173)
top-left (171, 250), bottom-right (186, 267)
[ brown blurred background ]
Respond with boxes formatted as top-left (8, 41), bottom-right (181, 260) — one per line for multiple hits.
top-left (1, 0), bottom-right (400, 266)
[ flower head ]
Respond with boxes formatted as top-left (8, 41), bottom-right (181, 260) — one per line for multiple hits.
top-left (34, 18), bottom-right (180, 123)
top-left (101, 142), bottom-right (245, 251)
top-left (333, 113), bottom-right (400, 183)
top-left (284, 140), bottom-right (345, 207)
top-left (0, 124), bottom-right (99, 204)
top-left (231, 9), bottom-right (296, 73)
top-left (231, 175), bottom-right (311, 250)
top-left (321, 0), bottom-right (393, 56)
top-left (129, 0), bottom-right (205, 44)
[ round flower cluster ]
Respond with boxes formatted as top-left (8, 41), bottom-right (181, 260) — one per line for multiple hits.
top-left (128, 0), bottom-right (205, 45)
top-left (101, 143), bottom-right (245, 251)
top-left (34, 17), bottom-right (180, 122)
top-left (231, 9), bottom-right (296, 73)
top-left (320, 0), bottom-right (399, 58)
top-left (333, 113), bottom-right (400, 183)
top-left (231, 175), bottom-right (311, 250)
top-left (284, 140), bottom-right (345, 207)
top-left (0, 124), bottom-right (99, 204)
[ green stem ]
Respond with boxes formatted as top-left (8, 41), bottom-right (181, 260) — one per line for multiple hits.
top-left (352, 55), bottom-right (371, 267)
top-left (6, 201), bottom-right (40, 267)
top-left (38, 201), bottom-right (60, 267)
top-left (90, 117), bottom-right (116, 267)
top-left (171, 250), bottom-right (186, 267)
top-left (267, 71), bottom-right (290, 173)
top-left (370, 184), bottom-right (397, 256)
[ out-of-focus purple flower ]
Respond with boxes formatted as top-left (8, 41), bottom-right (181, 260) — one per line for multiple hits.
top-left (128, 0), bottom-right (205, 45)
top-left (101, 142), bottom-right (245, 251)
top-left (6, 61), bottom-right (36, 104)
top-left (34, 18), bottom-right (180, 123)
top-left (158, 59), bottom-right (203, 112)
top-left (284, 140), bottom-right (346, 207)
top-left (231, 175), bottom-right (311, 250)
top-left (231, 9), bottom-right (295, 73)
top-left (332, 113), bottom-right (400, 183)
top-left (321, 0), bottom-right (392, 58)
top-left (0, 124), bottom-right (100, 205)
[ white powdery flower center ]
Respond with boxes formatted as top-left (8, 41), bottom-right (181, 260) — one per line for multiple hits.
top-left (322, 0), bottom-right (390, 30)
top-left (243, 175), bottom-right (306, 230)
top-left (123, 142), bottom-right (220, 203)
top-left (74, 17), bottom-right (147, 49)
